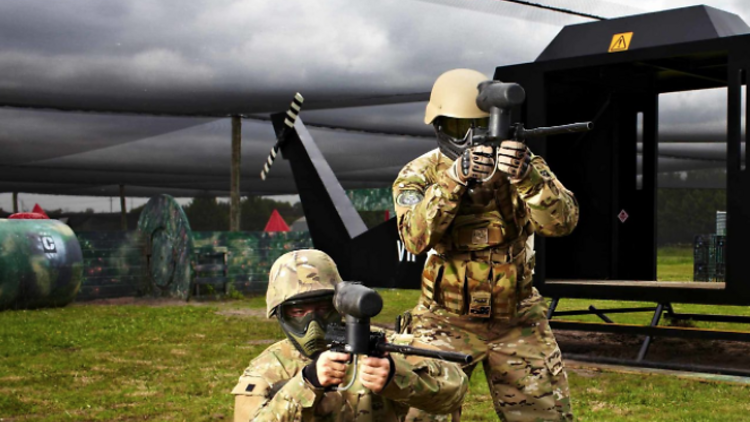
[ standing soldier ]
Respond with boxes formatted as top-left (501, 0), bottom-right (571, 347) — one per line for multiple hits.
top-left (393, 69), bottom-right (579, 422)
top-left (232, 249), bottom-right (469, 422)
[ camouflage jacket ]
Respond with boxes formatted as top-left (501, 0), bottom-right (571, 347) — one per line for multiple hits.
top-left (393, 148), bottom-right (578, 255)
top-left (392, 149), bottom-right (578, 318)
top-left (232, 337), bottom-right (468, 422)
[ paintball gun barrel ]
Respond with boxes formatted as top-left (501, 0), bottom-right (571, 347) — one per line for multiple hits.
top-left (325, 282), bottom-right (473, 365)
top-left (472, 81), bottom-right (592, 147)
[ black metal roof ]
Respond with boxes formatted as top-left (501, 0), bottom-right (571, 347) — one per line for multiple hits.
top-left (537, 5), bottom-right (749, 62)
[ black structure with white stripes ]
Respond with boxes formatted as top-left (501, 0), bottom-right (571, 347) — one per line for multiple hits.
top-left (260, 93), bottom-right (304, 181)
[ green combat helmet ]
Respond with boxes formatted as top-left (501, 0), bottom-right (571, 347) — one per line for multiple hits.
top-left (266, 249), bottom-right (343, 357)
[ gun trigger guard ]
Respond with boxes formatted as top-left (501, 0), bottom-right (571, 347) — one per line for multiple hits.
top-left (335, 354), bottom-right (359, 392)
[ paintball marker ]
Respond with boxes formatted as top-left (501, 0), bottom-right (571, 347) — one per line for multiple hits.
top-left (325, 281), bottom-right (473, 390)
top-left (472, 80), bottom-right (593, 148)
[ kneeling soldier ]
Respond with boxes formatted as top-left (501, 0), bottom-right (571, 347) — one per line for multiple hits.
top-left (232, 249), bottom-right (469, 422)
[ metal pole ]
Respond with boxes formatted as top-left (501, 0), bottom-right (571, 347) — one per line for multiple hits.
top-left (565, 353), bottom-right (750, 378)
top-left (119, 185), bottom-right (127, 231)
top-left (12, 192), bottom-right (18, 213)
top-left (637, 303), bottom-right (665, 361)
top-left (589, 305), bottom-right (615, 323)
top-left (230, 116), bottom-right (242, 231)
top-left (547, 298), bottom-right (560, 320)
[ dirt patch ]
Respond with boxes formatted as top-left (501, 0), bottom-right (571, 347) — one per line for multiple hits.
top-left (556, 330), bottom-right (750, 371)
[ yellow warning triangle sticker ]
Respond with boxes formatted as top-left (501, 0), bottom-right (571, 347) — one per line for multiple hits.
top-left (608, 32), bottom-right (633, 53)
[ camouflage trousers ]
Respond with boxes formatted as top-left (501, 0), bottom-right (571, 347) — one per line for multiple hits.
top-left (405, 288), bottom-right (573, 422)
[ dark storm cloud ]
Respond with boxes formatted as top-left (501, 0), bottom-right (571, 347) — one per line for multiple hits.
top-left (0, 0), bottom-right (563, 115)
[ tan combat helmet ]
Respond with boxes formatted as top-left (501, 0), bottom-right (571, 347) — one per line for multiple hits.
top-left (266, 249), bottom-right (342, 318)
top-left (424, 68), bottom-right (491, 125)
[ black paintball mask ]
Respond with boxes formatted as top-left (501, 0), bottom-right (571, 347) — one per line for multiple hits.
top-left (434, 116), bottom-right (490, 160)
top-left (276, 292), bottom-right (342, 358)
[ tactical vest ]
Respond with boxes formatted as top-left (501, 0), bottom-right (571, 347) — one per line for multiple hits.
top-left (421, 163), bottom-right (535, 320)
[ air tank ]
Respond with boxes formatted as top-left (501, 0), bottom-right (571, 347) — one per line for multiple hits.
top-left (0, 219), bottom-right (83, 310)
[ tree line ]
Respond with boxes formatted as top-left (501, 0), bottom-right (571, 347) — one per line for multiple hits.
top-left (182, 196), bottom-right (304, 231)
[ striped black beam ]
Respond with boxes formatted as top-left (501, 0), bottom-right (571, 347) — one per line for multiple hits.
top-left (260, 92), bottom-right (304, 181)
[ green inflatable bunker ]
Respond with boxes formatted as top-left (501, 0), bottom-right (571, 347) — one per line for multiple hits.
top-left (0, 219), bottom-right (83, 310)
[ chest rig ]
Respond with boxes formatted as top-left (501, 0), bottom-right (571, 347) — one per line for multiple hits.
top-left (422, 171), bottom-right (534, 320)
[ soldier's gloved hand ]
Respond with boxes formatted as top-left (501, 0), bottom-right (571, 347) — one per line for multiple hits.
top-left (315, 351), bottom-right (350, 387)
top-left (360, 354), bottom-right (393, 393)
top-left (451, 145), bottom-right (495, 184)
top-left (496, 140), bottom-right (531, 181)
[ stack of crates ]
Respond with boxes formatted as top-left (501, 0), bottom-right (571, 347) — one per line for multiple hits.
top-left (714, 211), bottom-right (727, 282)
top-left (714, 235), bottom-right (726, 282)
top-left (716, 211), bottom-right (727, 236)
top-left (693, 234), bottom-right (726, 282)
top-left (693, 234), bottom-right (709, 281)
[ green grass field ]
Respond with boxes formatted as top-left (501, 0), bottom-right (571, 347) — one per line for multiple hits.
top-left (657, 245), bottom-right (695, 282)
top-left (2, 246), bottom-right (749, 421)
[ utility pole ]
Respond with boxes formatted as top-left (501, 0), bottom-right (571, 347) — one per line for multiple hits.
top-left (230, 116), bottom-right (242, 231)
top-left (120, 185), bottom-right (127, 230)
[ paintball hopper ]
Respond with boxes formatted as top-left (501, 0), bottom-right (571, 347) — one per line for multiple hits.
top-left (475, 81), bottom-right (525, 141)
top-left (475, 81), bottom-right (525, 112)
top-left (332, 281), bottom-right (381, 355)
top-left (333, 281), bottom-right (383, 319)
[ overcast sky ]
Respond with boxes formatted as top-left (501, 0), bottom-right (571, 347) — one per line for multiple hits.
top-left (1, 0), bottom-right (748, 213)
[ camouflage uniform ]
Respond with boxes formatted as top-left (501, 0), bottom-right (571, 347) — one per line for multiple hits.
top-left (232, 335), bottom-right (468, 422)
top-left (232, 249), bottom-right (469, 422)
top-left (393, 149), bottom-right (578, 422)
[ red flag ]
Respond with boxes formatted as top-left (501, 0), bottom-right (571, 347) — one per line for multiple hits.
top-left (264, 209), bottom-right (290, 232)
top-left (32, 204), bottom-right (49, 218)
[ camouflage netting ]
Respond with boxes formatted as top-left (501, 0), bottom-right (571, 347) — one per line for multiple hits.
top-left (72, 229), bottom-right (314, 301)
top-left (0, 106), bottom-right (438, 199)
top-left (192, 231), bottom-right (313, 294)
top-left (76, 231), bottom-right (145, 300)
top-left (347, 187), bottom-right (395, 213)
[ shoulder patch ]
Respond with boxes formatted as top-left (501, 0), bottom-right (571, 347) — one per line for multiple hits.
top-left (396, 191), bottom-right (424, 207)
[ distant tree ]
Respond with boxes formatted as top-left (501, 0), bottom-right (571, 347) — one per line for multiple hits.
top-left (240, 196), bottom-right (303, 231)
top-left (181, 196), bottom-right (304, 231)
top-left (129, 203), bottom-right (147, 215)
top-left (656, 168), bottom-right (727, 245)
top-left (183, 197), bottom-right (230, 231)
top-left (657, 188), bottom-right (726, 245)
